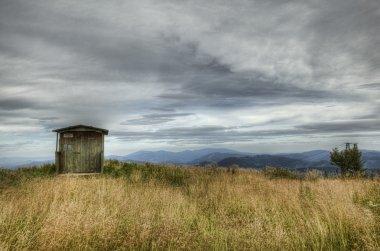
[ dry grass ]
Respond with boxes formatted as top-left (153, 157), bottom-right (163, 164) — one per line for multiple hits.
top-left (0, 165), bottom-right (379, 250)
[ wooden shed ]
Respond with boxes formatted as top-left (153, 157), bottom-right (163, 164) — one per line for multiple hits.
top-left (53, 125), bottom-right (108, 173)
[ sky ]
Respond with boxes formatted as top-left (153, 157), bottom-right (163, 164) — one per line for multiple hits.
top-left (0, 0), bottom-right (380, 157)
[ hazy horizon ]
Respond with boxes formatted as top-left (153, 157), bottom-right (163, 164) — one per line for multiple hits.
top-left (3, 145), bottom-right (380, 160)
top-left (1, 0), bottom-right (379, 158)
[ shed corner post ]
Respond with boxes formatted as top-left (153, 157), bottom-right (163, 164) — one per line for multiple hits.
top-left (55, 132), bottom-right (60, 174)
top-left (101, 134), bottom-right (105, 173)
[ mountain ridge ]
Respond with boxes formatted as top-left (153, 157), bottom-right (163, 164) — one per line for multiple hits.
top-left (1, 148), bottom-right (380, 171)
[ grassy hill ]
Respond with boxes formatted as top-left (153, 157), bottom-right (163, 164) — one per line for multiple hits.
top-left (0, 161), bottom-right (379, 250)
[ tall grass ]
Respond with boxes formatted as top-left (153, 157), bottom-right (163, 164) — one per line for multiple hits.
top-left (0, 161), bottom-right (379, 250)
top-left (0, 163), bottom-right (55, 190)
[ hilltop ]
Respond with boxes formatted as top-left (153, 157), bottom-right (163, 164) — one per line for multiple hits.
top-left (0, 162), bottom-right (379, 250)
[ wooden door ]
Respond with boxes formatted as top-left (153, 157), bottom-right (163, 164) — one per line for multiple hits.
top-left (60, 131), bottom-right (102, 173)
top-left (60, 132), bottom-right (80, 173)
top-left (78, 132), bottom-right (101, 172)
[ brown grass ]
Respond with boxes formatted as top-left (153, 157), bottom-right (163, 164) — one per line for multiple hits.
top-left (0, 166), bottom-right (379, 250)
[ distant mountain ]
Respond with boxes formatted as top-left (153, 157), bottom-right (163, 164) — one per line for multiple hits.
top-left (2, 148), bottom-right (380, 172)
top-left (278, 150), bottom-right (330, 162)
top-left (189, 152), bottom-right (251, 165)
top-left (216, 150), bottom-right (380, 173)
top-left (0, 157), bottom-right (53, 169)
top-left (122, 148), bottom-right (247, 164)
top-left (218, 155), bottom-right (307, 169)
top-left (217, 155), bottom-right (340, 173)
top-left (63, 149), bottom-right (380, 171)
top-left (362, 150), bottom-right (380, 169)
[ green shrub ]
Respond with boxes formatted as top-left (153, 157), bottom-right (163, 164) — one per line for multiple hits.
top-left (262, 166), bottom-right (300, 179)
top-left (0, 169), bottom-right (18, 189)
top-left (103, 160), bottom-right (140, 177)
top-left (0, 163), bottom-right (56, 190)
top-left (104, 160), bottom-right (191, 187)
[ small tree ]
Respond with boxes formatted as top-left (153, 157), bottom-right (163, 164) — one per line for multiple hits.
top-left (330, 144), bottom-right (364, 177)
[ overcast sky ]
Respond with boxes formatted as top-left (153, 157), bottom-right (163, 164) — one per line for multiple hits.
top-left (1, 0), bottom-right (380, 157)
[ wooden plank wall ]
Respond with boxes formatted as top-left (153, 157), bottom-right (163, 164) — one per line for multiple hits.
top-left (59, 131), bottom-right (103, 173)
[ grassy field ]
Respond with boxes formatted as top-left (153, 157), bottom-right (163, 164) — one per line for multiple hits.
top-left (0, 162), bottom-right (379, 250)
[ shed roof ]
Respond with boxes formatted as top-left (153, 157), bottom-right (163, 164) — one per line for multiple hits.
top-left (52, 125), bottom-right (109, 135)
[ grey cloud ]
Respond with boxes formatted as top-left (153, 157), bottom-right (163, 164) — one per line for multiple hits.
top-left (183, 74), bottom-right (332, 99)
top-left (0, 141), bottom-right (32, 151)
top-left (150, 107), bottom-right (176, 112)
top-left (352, 114), bottom-right (379, 120)
top-left (306, 0), bottom-right (380, 81)
top-left (112, 126), bottom-right (236, 144)
top-left (121, 113), bottom-right (194, 125)
top-left (113, 118), bottom-right (380, 145)
top-left (296, 120), bottom-right (380, 133)
top-left (156, 72), bottom-right (341, 110)
top-left (0, 98), bottom-right (38, 110)
top-left (1, 0), bottom-right (380, 155)
top-left (112, 125), bottom-right (304, 144)
top-left (360, 83), bottom-right (380, 90)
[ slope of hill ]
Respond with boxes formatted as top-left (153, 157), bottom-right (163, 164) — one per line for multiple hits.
top-left (1, 163), bottom-right (379, 250)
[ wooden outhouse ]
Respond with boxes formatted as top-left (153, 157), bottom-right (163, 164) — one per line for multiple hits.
top-left (53, 125), bottom-right (108, 173)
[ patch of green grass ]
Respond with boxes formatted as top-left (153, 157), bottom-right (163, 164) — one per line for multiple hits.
top-left (1, 162), bottom-right (380, 250)
top-left (104, 160), bottom-right (191, 187)
top-left (354, 183), bottom-right (380, 217)
top-left (0, 163), bottom-right (56, 190)
top-left (262, 166), bottom-right (300, 179)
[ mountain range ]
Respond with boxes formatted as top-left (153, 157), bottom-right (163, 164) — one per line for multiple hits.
top-left (2, 148), bottom-right (380, 172)
top-left (108, 148), bottom-right (249, 164)
top-left (110, 148), bottom-right (380, 172)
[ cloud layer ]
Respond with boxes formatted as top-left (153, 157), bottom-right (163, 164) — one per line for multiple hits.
top-left (0, 0), bottom-right (379, 156)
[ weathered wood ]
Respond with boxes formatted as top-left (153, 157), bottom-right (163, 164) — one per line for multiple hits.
top-left (101, 134), bottom-right (104, 173)
top-left (55, 151), bottom-right (60, 174)
top-left (53, 125), bottom-right (107, 173)
top-left (55, 132), bottom-right (58, 152)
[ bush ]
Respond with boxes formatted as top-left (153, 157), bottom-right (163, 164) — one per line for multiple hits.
top-left (262, 166), bottom-right (300, 179)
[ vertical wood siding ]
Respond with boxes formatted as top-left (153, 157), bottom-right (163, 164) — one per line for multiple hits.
top-left (59, 131), bottom-right (103, 173)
